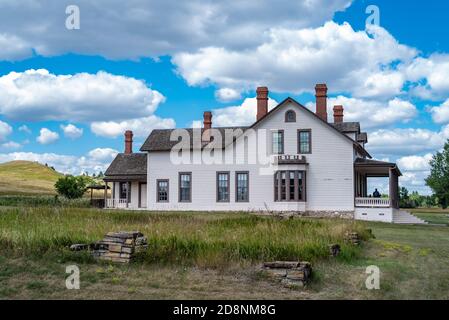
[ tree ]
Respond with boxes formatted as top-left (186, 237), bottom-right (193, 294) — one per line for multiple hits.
top-left (55, 175), bottom-right (89, 199)
top-left (399, 187), bottom-right (415, 208)
top-left (399, 187), bottom-right (409, 200)
top-left (426, 141), bottom-right (449, 209)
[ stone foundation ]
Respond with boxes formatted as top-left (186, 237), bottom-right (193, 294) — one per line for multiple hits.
top-left (254, 210), bottom-right (354, 220)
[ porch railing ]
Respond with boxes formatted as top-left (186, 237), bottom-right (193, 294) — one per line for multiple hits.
top-left (355, 197), bottom-right (390, 208)
top-left (106, 198), bottom-right (128, 208)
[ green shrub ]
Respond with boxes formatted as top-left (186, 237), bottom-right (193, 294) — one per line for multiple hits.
top-left (55, 175), bottom-right (91, 199)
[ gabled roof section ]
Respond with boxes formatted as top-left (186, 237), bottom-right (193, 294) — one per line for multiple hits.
top-left (140, 97), bottom-right (371, 158)
top-left (250, 97), bottom-right (371, 158)
top-left (104, 153), bottom-right (147, 177)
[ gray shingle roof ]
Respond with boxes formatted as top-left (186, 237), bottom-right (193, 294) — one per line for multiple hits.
top-left (357, 132), bottom-right (368, 143)
top-left (104, 153), bottom-right (147, 177)
top-left (332, 122), bottom-right (360, 133)
top-left (140, 127), bottom-right (249, 152)
top-left (354, 158), bottom-right (395, 166)
top-left (354, 157), bottom-right (401, 176)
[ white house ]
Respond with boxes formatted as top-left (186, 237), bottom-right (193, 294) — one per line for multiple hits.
top-left (104, 84), bottom-right (426, 224)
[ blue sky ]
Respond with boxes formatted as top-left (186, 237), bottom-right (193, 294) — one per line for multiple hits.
top-left (0, 0), bottom-right (448, 194)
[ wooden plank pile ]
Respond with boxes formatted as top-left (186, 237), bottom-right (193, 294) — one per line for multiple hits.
top-left (70, 231), bottom-right (148, 263)
top-left (345, 231), bottom-right (361, 245)
top-left (262, 261), bottom-right (312, 287)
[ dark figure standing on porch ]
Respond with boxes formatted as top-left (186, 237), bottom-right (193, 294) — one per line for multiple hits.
top-left (373, 189), bottom-right (381, 198)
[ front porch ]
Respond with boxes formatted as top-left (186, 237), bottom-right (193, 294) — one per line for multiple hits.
top-left (103, 176), bottom-right (147, 209)
top-left (354, 158), bottom-right (401, 223)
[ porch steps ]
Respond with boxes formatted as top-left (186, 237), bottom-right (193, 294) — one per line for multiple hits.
top-left (393, 210), bottom-right (428, 225)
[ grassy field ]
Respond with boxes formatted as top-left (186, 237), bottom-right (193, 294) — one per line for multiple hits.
top-left (410, 208), bottom-right (449, 226)
top-left (0, 161), bottom-right (62, 195)
top-left (0, 207), bottom-right (447, 299)
top-left (0, 207), bottom-right (369, 264)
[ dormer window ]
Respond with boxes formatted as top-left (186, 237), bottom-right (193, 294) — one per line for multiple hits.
top-left (285, 110), bottom-right (296, 123)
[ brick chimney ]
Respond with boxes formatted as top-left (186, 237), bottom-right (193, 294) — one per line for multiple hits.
top-left (202, 111), bottom-right (212, 142)
top-left (333, 105), bottom-right (344, 123)
top-left (256, 86), bottom-right (269, 121)
top-left (315, 84), bottom-right (328, 122)
top-left (124, 130), bottom-right (133, 154)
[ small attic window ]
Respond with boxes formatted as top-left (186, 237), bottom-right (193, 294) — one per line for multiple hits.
top-left (285, 110), bottom-right (296, 123)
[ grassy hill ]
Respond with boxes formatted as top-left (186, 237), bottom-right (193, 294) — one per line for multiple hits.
top-left (0, 161), bottom-right (63, 195)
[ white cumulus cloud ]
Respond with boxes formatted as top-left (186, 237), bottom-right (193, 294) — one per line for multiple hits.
top-left (429, 99), bottom-right (449, 124)
top-left (397, 153), bottom-right (433, 172)
top-left (0, 120), bottom-right (13, 141)
top-left (320, 96), bottom-right (418, 129)
top-left (173, 22), bottom-right (417, 98)
top-left (36, 128), bottom-right (59, 145)
top-left (18, 125), bottom-right (31, 134)
top-left (215, 88), bottom-right (242, 102)
top-left (0, 69), bottom-right (166, 122)
top-left (1, 141), bottom-right (22, 150)
top-left (91, 115), bottom-right (175, 138)
top-left (0, 0), bottom-right (352, 60)
top-left (87, 148), bottom-right (119, 161)
top-left (191, 97), bottom-right (278, 127)
top-left (61, 124), bottom-right (83, 139)
top-left (0, 33), bottom-right (31, 60)
top-left (367, 125), bottom-right (449, 157)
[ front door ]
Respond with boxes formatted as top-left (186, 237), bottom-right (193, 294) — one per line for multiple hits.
top-left (139, 183), bottom-right (147, 208)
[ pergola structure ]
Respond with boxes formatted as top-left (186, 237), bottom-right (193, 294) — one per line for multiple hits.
top-left (86, 184), bottom-right (110, 208)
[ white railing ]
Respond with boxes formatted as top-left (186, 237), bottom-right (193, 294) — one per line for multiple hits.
top-left (106, 198), bottom-right (128, 208)
top-left (355, 197), bottom-right (391, 208)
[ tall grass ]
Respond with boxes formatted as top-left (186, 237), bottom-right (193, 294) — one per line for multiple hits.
top-left (0, 195), bottom-right (90, 208)
top-left (0, 207), bottom-right (370, 266)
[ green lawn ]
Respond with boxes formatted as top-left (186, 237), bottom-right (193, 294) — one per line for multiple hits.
top-left (0, 207), bottom-right (448, 299)
top-left (409, 208), bottom-right (449, 226)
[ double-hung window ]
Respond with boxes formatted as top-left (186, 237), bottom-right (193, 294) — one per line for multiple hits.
top-left (236, 172), bottom-right (249, 202)
top-left (217, 172), bottom-right (230, 202)
top-left (179, 173), bottom-right (192, 202)
top-left (272, 130), bottom-right (284, 154)
top-left (298, 129), bottom-right (311, 154)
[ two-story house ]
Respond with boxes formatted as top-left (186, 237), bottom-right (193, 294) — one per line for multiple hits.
top-left (104, 84), bottom-right (425, 224)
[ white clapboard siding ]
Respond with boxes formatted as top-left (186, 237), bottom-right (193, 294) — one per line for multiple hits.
top-left (147, 100), bottom-right (355, 212)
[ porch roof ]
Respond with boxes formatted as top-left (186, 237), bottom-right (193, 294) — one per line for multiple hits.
top-left (103, 174), bottom-right (147, 182)
top-left (104, 153), bottom-right (147, 176)
top-left (354, 158), bottom-right (402, 176)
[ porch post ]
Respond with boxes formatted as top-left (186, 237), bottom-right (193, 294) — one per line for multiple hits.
top-left (112, 182), bottom-right (115, 201)
top-left (363, 174), bottom-right (368, 197)
top-left (389, 168), bottom-right (399, 209)
top-left (126, 181), bottom-right (130, 208)
top-left (104, 181), bottom-right (108, 208)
